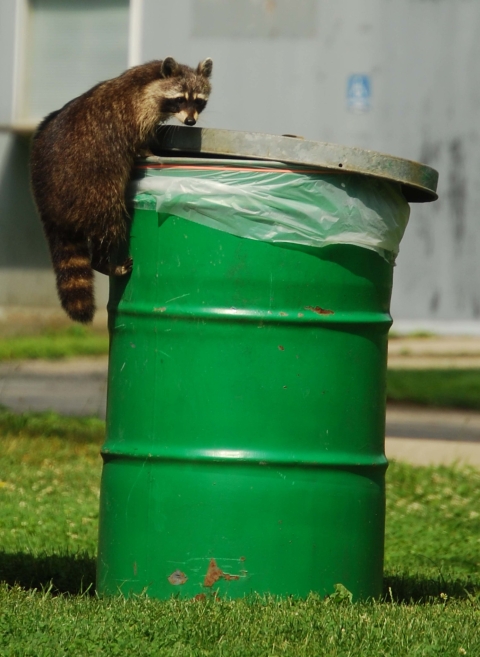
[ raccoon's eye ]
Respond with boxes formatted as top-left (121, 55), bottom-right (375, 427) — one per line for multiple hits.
top-left (194, 98), bottom-right (207, 111)
top-left (162, 97), bottom-right (185, 113)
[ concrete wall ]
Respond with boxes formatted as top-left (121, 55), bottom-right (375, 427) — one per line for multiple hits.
top-left (0, 132), bottom-right (109, 309)
top-left (378, 1), bottom-right (480, 328)
top-left (0, 0), bottom-right (479, 331)
top-left (0, 0), bottom-right (125, 317)
top-left (0, 132), bottom-right (53, 306)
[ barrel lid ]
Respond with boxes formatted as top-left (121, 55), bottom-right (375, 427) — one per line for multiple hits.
top-left (152, 127), bottom-right (438, 203)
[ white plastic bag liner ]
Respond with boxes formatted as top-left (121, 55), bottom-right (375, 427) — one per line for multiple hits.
top-left (130, 159), bottom-right (410, 263)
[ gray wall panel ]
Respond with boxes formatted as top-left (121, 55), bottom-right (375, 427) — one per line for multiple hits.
top-left (0, 0), bottom-right (17, 124)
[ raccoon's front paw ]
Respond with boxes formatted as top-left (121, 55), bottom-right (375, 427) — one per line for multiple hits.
top-left (113, 256), bottom-right (133, 276)
top-left (137, 147), bottom-right (154, 159)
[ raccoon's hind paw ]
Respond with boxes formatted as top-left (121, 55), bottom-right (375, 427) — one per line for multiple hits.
top-left (112, 256), bottom-right (133, 276)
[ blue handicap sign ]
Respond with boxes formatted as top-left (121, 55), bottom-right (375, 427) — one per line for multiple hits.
top-left (347, 74), bottom-right (372, 112)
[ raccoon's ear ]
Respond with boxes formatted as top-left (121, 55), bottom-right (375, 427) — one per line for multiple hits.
top-left (161, 57), bottom-right (179, 78)
top-left (197, 58), bottom-right (213, 79)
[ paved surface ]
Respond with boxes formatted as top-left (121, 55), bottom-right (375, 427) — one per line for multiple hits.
top-left (386, 436), bottom-right (480, 467)
top-left (2, 337), bottom-right (480, 467)
top-left (0, 357), bottom-right (108, 419)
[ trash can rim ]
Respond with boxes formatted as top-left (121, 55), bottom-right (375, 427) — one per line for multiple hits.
top-left (152, 126), bottom-right (438, 203)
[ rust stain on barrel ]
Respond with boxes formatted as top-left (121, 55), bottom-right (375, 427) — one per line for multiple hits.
top-left (168, 569), bottom-right (188, 585)
top-left (203, 558), bottom-right (241, 587)
top-left (204, 559), bottom-right (224, 587)
top-left (304, 305), bottom-right (334, 315)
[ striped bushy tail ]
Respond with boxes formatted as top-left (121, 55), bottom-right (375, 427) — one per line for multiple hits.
top-left (44, 225), bottom-right (95, 323)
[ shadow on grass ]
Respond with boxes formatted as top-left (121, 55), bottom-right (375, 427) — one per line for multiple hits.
top-left (384, 571), bottom-right (480, 603)
top-left (0, 551), bottom-right (96, 595)
top-left (1, 552), bottom-right (478, 603)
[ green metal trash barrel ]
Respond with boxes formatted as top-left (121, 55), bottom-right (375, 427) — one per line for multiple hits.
top-left (97, 128), bottom-right (438, 600)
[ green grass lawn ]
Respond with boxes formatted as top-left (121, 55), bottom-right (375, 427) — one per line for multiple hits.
top-left (387, 369), bottom-right (480, 411)
top-left (0, 410), bottom-right (479, 656)
top-left (0, 326), bottom-right (109, 361)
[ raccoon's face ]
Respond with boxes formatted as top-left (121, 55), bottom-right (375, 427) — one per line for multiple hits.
top-left (159, 57), bottom-right (212, 126)
top-left (161, 92), bottom-right (209, 126)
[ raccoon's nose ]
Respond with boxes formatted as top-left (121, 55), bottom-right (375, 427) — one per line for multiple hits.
top-left (184, 117), bottom-right (196, 126)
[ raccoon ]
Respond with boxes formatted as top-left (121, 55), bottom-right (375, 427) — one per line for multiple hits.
top-left (30, 57), bottom-right (212, 323)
